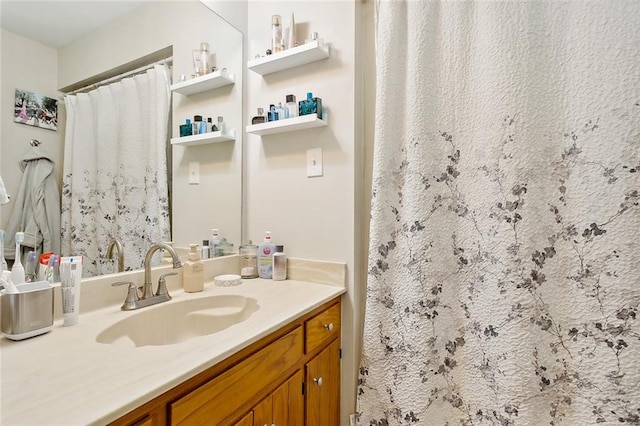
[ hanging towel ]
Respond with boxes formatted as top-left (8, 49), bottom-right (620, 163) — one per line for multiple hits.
top-left (0, 176), bottom-right (9, 204)
top-left (4, 145), bottom-right (61, 261)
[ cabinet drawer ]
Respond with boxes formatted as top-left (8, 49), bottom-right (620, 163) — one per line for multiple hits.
top-left (304, 302), bottom-right (341, 354)
top-left (170, 327), bottom-right (303, 425)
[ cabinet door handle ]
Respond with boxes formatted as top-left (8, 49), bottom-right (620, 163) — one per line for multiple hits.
top-left (323, 323), bottom-right (334, 332)
top-left (313, 376), bottom-right (323, 386)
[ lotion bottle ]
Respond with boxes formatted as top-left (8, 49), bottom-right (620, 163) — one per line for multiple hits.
top-left (257, 231), bottom-right (276, 279)
top-left (183, 244), bottom-right (204, 292)
top-left (272, 245), bottom-right (287, 281)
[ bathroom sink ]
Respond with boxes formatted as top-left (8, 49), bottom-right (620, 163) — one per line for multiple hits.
top-left (96, 295), bottom-right (259, 347)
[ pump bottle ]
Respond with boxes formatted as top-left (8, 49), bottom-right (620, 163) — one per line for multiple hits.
top-left (257, 231), bottom-right (276, 279)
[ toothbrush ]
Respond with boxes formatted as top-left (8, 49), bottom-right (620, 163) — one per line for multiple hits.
top-left (11, 232), bottom-right (25, 285)
top-left (0, 229), bottom-right (6, 274)
top-left (25, 251), bottom-right (37, 282)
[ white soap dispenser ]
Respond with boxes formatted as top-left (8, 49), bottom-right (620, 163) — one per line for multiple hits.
top-left (183, 244), bottom-right (204, 293)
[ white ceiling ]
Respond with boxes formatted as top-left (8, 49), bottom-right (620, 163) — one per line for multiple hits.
top-left (0, 1), bottom-right (148, 49)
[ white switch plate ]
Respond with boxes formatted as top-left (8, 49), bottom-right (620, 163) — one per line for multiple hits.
top-left (307, 148), bottom-right (323, 177)
top-left (188, 161), bottom-right (200, 184)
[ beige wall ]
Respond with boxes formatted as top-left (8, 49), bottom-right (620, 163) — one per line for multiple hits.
top-left (0, 29), bottom-right (62, 230)
top-left (246, 1), bottom-right (366, 422)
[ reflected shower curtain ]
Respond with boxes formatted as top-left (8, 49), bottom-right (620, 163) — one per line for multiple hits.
top-left (61, 65), bottom-right (171, 276)
top-left (358, 2), bottom-right (640, 425)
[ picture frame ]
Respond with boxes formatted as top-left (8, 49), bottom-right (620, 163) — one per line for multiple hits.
top-left (14, 89), bottom-right (58, 131)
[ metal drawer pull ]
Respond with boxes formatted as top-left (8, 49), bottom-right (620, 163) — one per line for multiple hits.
top-left (313, 377), bottom-right (323, 386)
top-left (323, 323), bottom-right (334, 332)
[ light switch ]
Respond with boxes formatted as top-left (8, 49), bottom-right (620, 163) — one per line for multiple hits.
top-left (188, 161), bottom-right (200, 184)
top-left (307, 148), bottom-right (323, 177)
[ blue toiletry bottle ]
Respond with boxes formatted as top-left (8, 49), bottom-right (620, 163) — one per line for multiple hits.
top-left (180, 119), bottom-right (192, 137)
top-left (258, 231), bottom-right (276, 279)
top-left (299, 92), bottom-right (323, 118)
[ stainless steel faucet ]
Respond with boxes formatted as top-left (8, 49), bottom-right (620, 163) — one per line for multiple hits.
top-left (111, 242), bottom-right (182, 311)
top-left (143, 242), bottom-right (182, 299)
top-left (106, 239), bottom-right (125, 272)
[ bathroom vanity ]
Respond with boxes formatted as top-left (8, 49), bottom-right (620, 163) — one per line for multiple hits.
top-left (112, 297), bottom-right (341, 425)
top-left (0, 258), bottom-right (345, 426)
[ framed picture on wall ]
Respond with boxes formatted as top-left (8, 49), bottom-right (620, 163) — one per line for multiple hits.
top-left (13, 89), bottom-right (58, 131)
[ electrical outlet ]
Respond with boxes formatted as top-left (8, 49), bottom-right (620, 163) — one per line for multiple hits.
top-left (188, 162), bottom-right (200, 184)
top-left (307, 148), bottom-right (323, 177)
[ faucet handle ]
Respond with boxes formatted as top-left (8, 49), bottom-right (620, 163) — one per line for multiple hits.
top-left (112, 281), bottom-right (139, 310)
top-left (156, 272), bottom-right (178, 297)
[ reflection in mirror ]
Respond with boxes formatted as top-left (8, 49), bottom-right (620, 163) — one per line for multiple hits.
top-left (0, 1), bottom-right (243, 278)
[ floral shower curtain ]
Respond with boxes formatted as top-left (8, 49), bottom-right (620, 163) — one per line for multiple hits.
top-left (358, 2), bottom-right (639, 425)
top-left (61, 65), bottom-right (171, 276)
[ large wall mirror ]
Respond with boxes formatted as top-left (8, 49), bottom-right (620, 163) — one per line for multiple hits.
top-left (0, 1), bottom-right (243, 277)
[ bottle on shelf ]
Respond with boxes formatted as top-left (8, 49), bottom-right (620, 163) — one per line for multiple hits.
top-left (217, 116), bottom-right (226, 134)
top-left (193, 42), bottom-right (211, 76)
top-left (271, 15), bottom-right (283, 53)
top-left (268, 104), bottom-right (277, 122)
top-left (276, 102), bottom-right (288, 120)
top-left (299, 92), bottom-right (323, 118)
top-left (180, 118), bottom-right (193, 137)
top-left (252, 108), bottom-right (266, 125)
top-left (285, 94), bottom-right (298, 118)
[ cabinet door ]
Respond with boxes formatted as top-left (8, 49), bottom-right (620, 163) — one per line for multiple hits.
top-left (253, 396), bottom-right (272, 426)
top-left (273, 370), bottom-right (304, 426)
top-left (234, 412), bottom-right (253, 426)
top-left (306, 339), bottom-right (340, 426)
top-left (253, 371), bottom-right (304, 426)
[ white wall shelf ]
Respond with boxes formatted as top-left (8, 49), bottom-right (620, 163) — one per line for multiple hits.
top-left (170, 130), bottom-right (235, 147)
top-left (247, 40), bottom-right (330, 76)
top-left (246, 114), bottom-right (327, 136)
top-left (170, 70), bottom-right (235, 96)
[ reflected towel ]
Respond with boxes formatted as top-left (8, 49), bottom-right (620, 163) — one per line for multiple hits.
top-left (0, 176), bottom-right (9, 204)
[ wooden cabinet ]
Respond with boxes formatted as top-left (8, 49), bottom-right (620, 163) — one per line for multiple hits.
top-left (110, 297), bottom-right (341, 426)
top-left (252, 371), bottom-right (303, 426)
top-left (233, 412), bottom-right (253, 426)
top-left (306, 339), bottom-right (340, 426)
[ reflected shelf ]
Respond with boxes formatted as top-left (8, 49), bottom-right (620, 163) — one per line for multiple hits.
top-left (171, 130), bottom-right (235, 147)
top-left (247, 40), bottom-right (330, 76)
top-left (246, 114), bottom-right (327, 136)
top-left (170, 70), bottom-right (235, 96)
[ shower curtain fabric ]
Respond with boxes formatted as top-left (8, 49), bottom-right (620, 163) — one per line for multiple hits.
top-left (61, 65), bottom-right (171, 276)
top-left (358, 2), bottom-right (640, 425)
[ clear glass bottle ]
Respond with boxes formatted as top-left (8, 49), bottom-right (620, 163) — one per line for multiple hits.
top-left (271, 15), bottom-right (283, 53)
top-left (276, 102), bottom-right (287, 120)
top-left (193, 42), bottom-right (211, 76)
top-left (240, 244), bottom-right (259, 278)
top-left (217, 116), bottom-right (226, 134)
top-left (285, 94), bottom-right (298, 118)
top-left (192, 115), bottom-right (203, 135)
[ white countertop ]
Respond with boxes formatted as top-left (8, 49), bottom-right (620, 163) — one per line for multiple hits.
top-left (0, 278), bottom-right (345, 425)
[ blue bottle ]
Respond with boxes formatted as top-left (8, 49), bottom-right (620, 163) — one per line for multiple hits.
top-left (299, 92), bottom-right (323, 118)
top-left (180, 119), bottom-right (192, 137)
